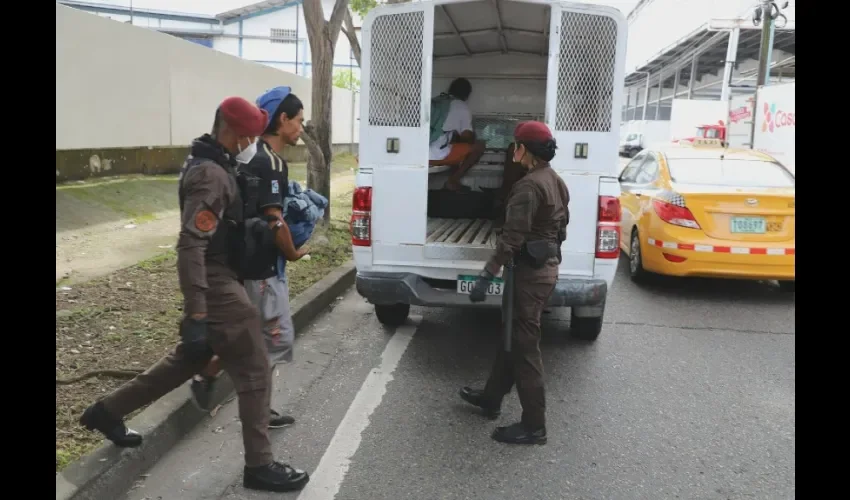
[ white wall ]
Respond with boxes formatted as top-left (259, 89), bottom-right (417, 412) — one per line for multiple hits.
top-left (627, 0), bottom-right (796, 73)
top-left (56, 4), bottom-right (359, 150)
top-left (212, 0), bottom-right (362, 82)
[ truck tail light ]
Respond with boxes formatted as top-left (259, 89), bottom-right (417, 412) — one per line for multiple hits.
top-left (350, 187), bottom-right (372, 247)
top-left (596, 195), bottom-right (621, 259)
top-left (652, 197), bottom-right (700, 229)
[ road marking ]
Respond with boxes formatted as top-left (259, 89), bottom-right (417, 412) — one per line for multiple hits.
top-left (297, 316), bottom-right (421, 500)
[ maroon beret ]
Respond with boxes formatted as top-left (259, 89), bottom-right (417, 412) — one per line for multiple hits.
top-left (514, 121), bottom-right (553, 143)
top-left (219, 96), bottom-right (269, 137)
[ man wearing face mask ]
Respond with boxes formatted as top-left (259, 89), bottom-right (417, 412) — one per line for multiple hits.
top-left (459, 121), bottom-right (569, 445)
top-left (191, 87), bottom-right (308, 430)
top-left (78, 96), bottom-right (310, 492)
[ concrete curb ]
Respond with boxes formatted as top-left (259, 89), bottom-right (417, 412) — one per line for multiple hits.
top-left (56, 261), bottom-right (357, 500)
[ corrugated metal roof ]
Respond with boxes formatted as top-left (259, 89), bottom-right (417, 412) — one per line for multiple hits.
top-left (216, 0), bottom-right (298, 21)
top-left (58, 0), bottom-right (217, 21)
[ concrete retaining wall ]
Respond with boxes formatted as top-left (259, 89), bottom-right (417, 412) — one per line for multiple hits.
top-left (56, 144), bottom-right (359, 183)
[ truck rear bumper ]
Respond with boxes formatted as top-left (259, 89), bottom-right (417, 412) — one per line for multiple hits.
top-left (355, 272), bottom-right (608, 309)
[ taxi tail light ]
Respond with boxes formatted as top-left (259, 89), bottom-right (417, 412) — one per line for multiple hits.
top-left (596, 195), bottom-right (621, 259)
top-left (350, 187), bottom-right (372, 247)
top-left (653, 198), bottom-right (700, 229)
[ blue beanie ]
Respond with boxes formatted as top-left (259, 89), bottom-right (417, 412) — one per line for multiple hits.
top-left (255, 86), bottom-right (292, 129)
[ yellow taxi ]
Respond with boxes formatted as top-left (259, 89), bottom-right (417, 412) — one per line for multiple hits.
top-left (618, 142), bottom-right (795, 291)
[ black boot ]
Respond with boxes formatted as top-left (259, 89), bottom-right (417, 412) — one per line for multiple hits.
top-left (79, 401), bottom-right (143, 448)
top-left (458, 387), bottom-right (501, 419)
top-left (269, 409), bottom-right (295, 429)
top-left (244, 462), bottom-right (310, 492)
top-left (491, 422), bottom-right (547, 445)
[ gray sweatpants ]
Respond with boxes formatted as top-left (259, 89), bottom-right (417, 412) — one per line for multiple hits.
top-left (243, 277), bottom-right (295, 367)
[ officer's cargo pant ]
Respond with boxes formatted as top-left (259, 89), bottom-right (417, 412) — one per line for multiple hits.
top-left (483, 260), bottom-right (558, 429)
top-left (244, 276), bottom-right (294, 367)
top-left (101, 272), bottom-right (273, 467)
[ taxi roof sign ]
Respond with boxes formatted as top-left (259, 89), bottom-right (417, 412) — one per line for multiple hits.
top-left (676, 138), bottom-right (727, 147)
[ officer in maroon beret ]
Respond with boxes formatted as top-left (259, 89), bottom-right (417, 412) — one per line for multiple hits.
top-left (79, 96), bottom-right (309, 492)
top-left (460, 120), bottom-right (570, 445)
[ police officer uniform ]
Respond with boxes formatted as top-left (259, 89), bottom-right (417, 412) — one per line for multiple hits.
top-left (79, 97), bottom-right (309, 492)
top-left (460, 121), bottom-right (569, 445)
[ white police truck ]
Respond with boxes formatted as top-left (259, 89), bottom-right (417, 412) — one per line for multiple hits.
top-left (350, 0), bottom-right (627, 341)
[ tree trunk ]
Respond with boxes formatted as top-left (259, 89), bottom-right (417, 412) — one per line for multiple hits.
top-left (305, 31), bottom-right (334, 221)
top-left (302, 0), bottom-right (349, 222)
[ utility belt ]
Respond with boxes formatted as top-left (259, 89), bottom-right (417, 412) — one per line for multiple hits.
top-left (518, 240), bottom-right (562, 269)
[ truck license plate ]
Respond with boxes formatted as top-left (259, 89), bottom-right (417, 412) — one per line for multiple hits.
top-left (457, 275), bottom-right (504, 296)
top-left (730, 216), bottom-right (766, 234)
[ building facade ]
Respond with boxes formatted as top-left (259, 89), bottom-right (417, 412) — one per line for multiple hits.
top-left (58, 0), bottom-right (362, 84)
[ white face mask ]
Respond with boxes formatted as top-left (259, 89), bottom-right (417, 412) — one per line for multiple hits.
top-left (235, 139), bottom-right (258, 164)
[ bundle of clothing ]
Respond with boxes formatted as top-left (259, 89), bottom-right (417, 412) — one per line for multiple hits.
top-left (276, 180), bottom-right (329, 280)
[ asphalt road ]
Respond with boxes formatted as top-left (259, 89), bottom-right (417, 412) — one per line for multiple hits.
top-left (124, 257), bottom-right (794, 500)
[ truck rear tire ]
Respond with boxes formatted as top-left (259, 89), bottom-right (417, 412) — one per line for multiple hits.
top-left (375, 304), bottom-right (410, 327)
top-left (570, 311), bottom-right (603, 342)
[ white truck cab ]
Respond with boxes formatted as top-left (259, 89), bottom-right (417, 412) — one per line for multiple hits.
top-left (350, 0), bottom-right (627, 341)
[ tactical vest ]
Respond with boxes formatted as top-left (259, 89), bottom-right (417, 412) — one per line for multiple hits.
top-left (178, 156), bottom-right (278, 280)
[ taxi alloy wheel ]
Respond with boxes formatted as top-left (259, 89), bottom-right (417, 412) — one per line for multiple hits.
top-left (629, 229), bottom-right (648, 282)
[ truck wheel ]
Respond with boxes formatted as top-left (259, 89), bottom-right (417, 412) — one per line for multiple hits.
top-left (778, 281), bottom-right (795, 293)
top-left (629, 228), bottom-right (649, 283)
top-left (628, 148), bottom-right (638, 158)
top-left (375, 304), bottom-right (410, 327)
top-left (570, 311), bottom-right (603, 342)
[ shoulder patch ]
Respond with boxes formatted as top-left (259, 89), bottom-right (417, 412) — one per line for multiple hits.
top-left (194, 210), bottom-right (217, 232)
top-left (271, 180), bottom-right (280, 194)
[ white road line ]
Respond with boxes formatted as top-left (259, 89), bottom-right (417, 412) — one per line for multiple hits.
top-left (296, 316), bottom-right (421, 500)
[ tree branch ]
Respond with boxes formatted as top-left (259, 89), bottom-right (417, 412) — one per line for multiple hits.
top-left (343, 9), bottom-right (362, 67)
top-left (300, 122), bottom-right (327, 173)
top-left (328, 0), bottom-right (350, 46)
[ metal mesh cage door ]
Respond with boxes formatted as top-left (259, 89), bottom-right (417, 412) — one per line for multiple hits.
top-left (367, 11), bottom-right (426, 129)
top-left (553, 10), bottom-right (619, 133)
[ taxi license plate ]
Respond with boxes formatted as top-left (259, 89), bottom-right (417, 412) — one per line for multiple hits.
top-left (730, 216), bottom-right (766, 234)
top-left (457, 275), bottom-right (504, 296)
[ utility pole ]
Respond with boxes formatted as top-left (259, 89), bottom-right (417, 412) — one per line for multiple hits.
top-left (754, 1), bottom-right (774, 88)
top-left (748, 0), bottom-right (788, 148)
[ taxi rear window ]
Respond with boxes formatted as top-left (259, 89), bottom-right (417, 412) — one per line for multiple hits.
top-left (667, 158), bottom-right (795, 188)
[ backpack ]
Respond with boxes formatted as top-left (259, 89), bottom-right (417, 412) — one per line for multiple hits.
top-left (429, 93), bottom-right (455, 144)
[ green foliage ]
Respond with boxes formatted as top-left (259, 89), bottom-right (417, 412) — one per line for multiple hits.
top-left (349, 0), bottom-right (378, 18)
top-left (333, 69), bottom-right (360, 91)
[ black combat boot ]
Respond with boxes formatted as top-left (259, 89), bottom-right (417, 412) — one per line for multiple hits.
top-left (244, 462), bottom-right (310, 492)
top-left (458, 387), bottom-right (501, 419)
top-left (79, 401), bottom-right (143, 448)
top-left (491, 422), bottom-right (547, 445)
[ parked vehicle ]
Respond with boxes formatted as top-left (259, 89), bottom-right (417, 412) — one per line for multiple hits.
top-left (677, 121), bottom-right (727, 144)
top-left (619, 120), bottom-right (670, 158)
top-left (669, 99), bottom-right (727, 143)
top-left (350, 0), bottom-right (628, 341)
top-left (618, 143), bottom-right (795, 291)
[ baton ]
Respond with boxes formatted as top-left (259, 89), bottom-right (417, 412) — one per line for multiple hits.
top-left (501, 258), bottom-right (515, 353)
